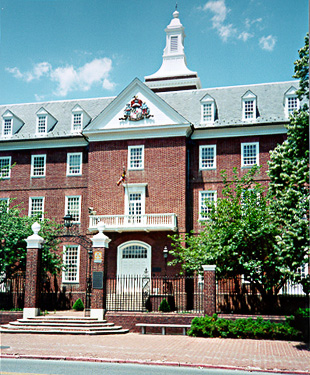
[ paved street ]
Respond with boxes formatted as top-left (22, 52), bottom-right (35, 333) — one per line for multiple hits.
top-left (1, 332), bottom-right (309, 374)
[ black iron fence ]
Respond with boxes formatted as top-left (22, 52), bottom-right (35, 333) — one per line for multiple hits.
top-left (216, 275), bottom-right (308, 315)
top-left (0, 273), bottom-right (25, 310)
top-left (105, 274), bottom-right (204, 313)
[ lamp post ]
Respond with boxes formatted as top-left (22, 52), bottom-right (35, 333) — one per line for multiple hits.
top-left (163, 246), bottom-right (168, 276)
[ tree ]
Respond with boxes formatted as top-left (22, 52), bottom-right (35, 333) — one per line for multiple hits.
top-left (268, 33), bottom-right (309, 287)
top-left (0, 200), bottom-right (63, 280)
top-left (169, 167), bottom-right (286, 303)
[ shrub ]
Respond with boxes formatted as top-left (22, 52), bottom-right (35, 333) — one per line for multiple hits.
top-left (159, 298), bottom-right (171, 312)
top-left (188, 314), bottom-right (302, 341)
top-left (72, 298), bottom-right (84, 311)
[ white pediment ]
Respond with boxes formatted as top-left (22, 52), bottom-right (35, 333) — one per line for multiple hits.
top-left (84, 78), bottom-right (190, 139)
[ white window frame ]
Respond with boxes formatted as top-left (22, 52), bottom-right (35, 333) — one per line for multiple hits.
top-left (124, 183), bottom-right (147, 216)
top-left (242, 92), bottom-right (257, 121)
top-left (285, 95), bottom-right (299, 118)
top-left (241, 142), bottom-right (259, 167)
top-left (28, 197), bottom-right (45, 220)
top-left (3, 118), bottom-right (12, 137)
top-left (199, 190), bottom-right (217, 220)
top-left (72, 112), bottom-right (83, 132)
top-left (37, 115), bottom-right (47, 134)
top-left (62, 245), bottom-right (80, 283)
top-left (66, 152), bottom-right (82, 176)
top-left (65, 195), bottom-right (81, 223)
top-left (200, 95), bottom-right (216, 124)
top-left (0, 156), bottom-right (12, 179)
top-left (199, 145), bottom-right (216, 170)
top-left (31, 154), bottom-right (46, 178)
top-left (128, 145), bottom-right (144, 170)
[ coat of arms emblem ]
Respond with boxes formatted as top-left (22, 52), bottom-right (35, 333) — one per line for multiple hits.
top-left (120, 96), bottom-right (153, 121)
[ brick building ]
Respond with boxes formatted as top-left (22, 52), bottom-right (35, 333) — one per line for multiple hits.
top-left (0, 10), bottom-right (303, 302)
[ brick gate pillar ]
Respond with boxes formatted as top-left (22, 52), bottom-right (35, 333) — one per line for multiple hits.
top-left (23, 222), bottom-right (44, 319)
top-left (202, 265), bottom-right (216, 316)
top-left (90, 222), bottom-right (111, 320)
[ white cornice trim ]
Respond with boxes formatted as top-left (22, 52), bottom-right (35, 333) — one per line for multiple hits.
top-left (192, 124), bottom-right (287, 140)
top-left (86, 124), bottom-right (192, 142)
top-left (0, 137), bottom-right (88, 151)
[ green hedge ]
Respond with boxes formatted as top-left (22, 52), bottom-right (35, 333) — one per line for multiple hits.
top-left (188, 314), bottom-right (302, 341)
top-left (72, 298), bottom-right (84, 311)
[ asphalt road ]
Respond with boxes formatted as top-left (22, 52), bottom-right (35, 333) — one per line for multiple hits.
top-left (0, 358), bottom-right (284, 375)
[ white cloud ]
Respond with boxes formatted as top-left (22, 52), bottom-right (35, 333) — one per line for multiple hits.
top-left (6, 58), bottom-right (115, 98)
top-left (238, 31), bottom-right (253, 42)
top-left (259, 35), bottom-right (276, 51)
top-left (202, 0), bottom-right (237, 41)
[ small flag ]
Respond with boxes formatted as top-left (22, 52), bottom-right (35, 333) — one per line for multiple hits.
top-left (117, 169), bottom-right (126, 186)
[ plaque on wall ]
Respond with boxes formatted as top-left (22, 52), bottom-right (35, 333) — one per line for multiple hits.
top-left (94, 251), bottom-right (102, 263)
top-left (93, 271), bottom-right (103, 289)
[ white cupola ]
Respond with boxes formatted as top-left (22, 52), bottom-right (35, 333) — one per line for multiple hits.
top-left (145, 8), bottom-right (201, 92)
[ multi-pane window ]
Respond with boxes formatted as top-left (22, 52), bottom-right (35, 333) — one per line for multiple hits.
top-left (122, 245), bottom-right (147, 259)
top-left (199, 145), bottom-right (216, 169)
top-left (62, 245), bottom-right (80, 283)
top-left (67, 153), bottom-right (82, 175)
top-left (0, 157), bottom-right (11, 179)
top-left (65, 196), bottom-right (81, 223)
top-left (3, 119), bottom-right (12, 136)
top-left (37, 115), bottom-right (47, 133)
top-left (241, 142), bottom-right (259, 167)
top-left (29, 197), bottom-right (44, 220)
top-left (129, 193), bottom-right (142, 223)
top-left (244, 100), bottom-right (254, 120)
top-left (170, 36), bottom-right (178, 52)
top-left (199, 191), bottom-right (217, 220)
top-left (72, 113), bottom-right (82, 131)
top-left (31, 155), bottom-right (46, 177)
top-left (128, 146), bottom-right (144, 170)
top-left (202, 103), bottom-right (212, 122)
top-left (287, 96), bottom-right (298, 116)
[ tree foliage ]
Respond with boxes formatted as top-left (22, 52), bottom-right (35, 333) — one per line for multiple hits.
top-left (0, 201), bottom-right (63, 280)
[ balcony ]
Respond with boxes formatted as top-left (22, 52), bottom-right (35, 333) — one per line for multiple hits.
top-left (88, 213), bottom-right (177, 232)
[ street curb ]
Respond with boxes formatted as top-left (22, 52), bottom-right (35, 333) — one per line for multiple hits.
top-left (1, 354), bottom-right (309, 374)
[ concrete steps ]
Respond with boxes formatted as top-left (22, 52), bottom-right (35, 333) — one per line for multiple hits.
top-left (0, 316), bottom-right (129, 335)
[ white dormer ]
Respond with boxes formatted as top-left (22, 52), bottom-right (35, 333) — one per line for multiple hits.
top-left (71, 104), bottom-right (91, 133)
top-left (284, 86), bottom-right (299, 118)
top-left (242, 91), bottom-right (257, 121)
top-left (36, 107), bottom-right (57, 135)
top-left (144, 8), bottom-right (201, 92)
top-left (200, 94), bottom-right (216, 124)
top-left (2, 110), bottom-right (24, 137)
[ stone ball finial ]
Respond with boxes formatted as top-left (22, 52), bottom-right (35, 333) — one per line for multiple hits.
top-left (97, 221), bottom-right (106, 234)
top-left (31, 222), bottom-right (41, 235)
top-left (173, 10), bottom-right (179, 18)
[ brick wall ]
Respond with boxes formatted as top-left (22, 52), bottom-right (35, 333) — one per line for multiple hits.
top-left (0, 311), bottom-right (23, 324)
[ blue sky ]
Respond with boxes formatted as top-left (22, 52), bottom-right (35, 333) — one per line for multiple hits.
top-left (0, 0), bottom-right (308, 105)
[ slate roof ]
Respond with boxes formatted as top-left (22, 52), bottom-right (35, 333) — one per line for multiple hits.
top-left (0, 80), bottom-right (300, 142)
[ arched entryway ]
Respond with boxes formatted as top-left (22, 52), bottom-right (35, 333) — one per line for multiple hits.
top-left (117, 241), bottom-right (151, 277)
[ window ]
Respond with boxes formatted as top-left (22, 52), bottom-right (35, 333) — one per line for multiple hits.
top-left (65, 196), bottom-right (81, 223)
top-left (170, 36), bottom-right (178, 52)
top-left (200, 94), bottom-right (216, 124)
top-left (0, 198), bottom-right (9, 213)
top-left (3, 119), bottom-right (12, 136)
top-left (287, 96), bottom-right (299, 116)
top-left (199, 145), bottom-right (216, 170)
top-left (29, 197), bottom-right (44, 220)
top-left (122, 245), bottom-right (147, 259)
top-left (124, 183), bottom-right (147, 224)
top-left (202, 103), bottom-right (212, 122)
top-left (199, 190), bottom-right (217, 220)
top-left (62, 245), bottom-right (80, 283)
top-left (241, 142), bottom-right (259, 167)
top-left (31, 155), bottom-right (46, 177)
top-left (242, 91), bottom-right (257, 121)
top-left (37, 115), bottom-right (47, 133)
top-left (72, 113), bottom-right (82, 132)
top-left (128, 145), bottom-right (144, 170)
top-left (67, 153), bottom-right (82, 176)
top-left (0, 157), bottom-right (11, 179)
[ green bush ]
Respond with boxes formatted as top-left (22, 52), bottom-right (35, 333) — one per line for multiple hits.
top-left (159, 298), bottom-right (171, 312)
top-left (72, 298), bottom-right (84, 311)
top-left (188, 314), bottom-right (302, 341)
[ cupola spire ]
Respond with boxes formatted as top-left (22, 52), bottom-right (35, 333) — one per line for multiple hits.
top-left (145, 8), bottom-right (201, 92)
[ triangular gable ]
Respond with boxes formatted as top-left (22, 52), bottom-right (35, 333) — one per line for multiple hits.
top-left (85, 78), bottom-right (190, 133)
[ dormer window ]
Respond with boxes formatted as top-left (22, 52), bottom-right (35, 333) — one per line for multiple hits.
top-left (201, 94), bottom-right (216, 124)
top-left (37, 115), bottom-right (47, 133)
top-left (242, 91), bottom-right (257, 121)
top-left (284, 87), bottom-right (299, 118)
top-left (2, 110), bottom-right (23, 137)
top-left (71, 104), bottom-right (91, 133)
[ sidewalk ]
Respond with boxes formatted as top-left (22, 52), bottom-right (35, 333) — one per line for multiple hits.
top-left (1, 331), bottom-right (309, 374)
